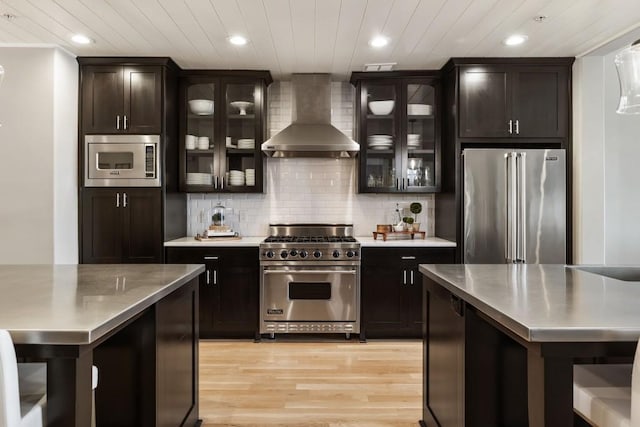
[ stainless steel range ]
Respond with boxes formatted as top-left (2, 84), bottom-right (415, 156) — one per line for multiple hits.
top-left (259, 224), bottom-right (361, 338)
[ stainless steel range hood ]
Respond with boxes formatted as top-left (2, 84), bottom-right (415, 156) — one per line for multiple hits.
top-left (261, 74), bottom-right (359, 158)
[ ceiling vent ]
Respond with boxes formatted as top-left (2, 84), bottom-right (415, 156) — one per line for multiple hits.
top-left (363, 62), bottom-right (397, 72)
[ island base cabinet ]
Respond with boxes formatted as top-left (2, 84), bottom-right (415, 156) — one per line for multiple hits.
top-left (94, 279), bottom-right (199, 427)
top-left (423, 277), bottom-right (527, 427)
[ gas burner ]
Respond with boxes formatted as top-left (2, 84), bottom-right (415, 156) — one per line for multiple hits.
top-left (264, 235), bottom-right (358, 243)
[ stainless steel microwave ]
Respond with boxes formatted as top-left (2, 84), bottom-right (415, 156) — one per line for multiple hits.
top-left (85, 135), bottom-right (160, 187)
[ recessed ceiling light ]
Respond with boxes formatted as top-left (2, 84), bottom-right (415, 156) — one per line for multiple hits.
top-left (503, 34), bottom-right (528, 46)
top-left (71, 34), bottom-right (93, 45)
top-left (228, 35), bottom-right (248, 46)
top-left (369, 36), bottom-right (390, 48)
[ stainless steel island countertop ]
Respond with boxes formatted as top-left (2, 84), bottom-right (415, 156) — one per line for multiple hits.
top-left (419, 264), bottom-right (640, 342)
top-left (0, 263), bottom-right (204, 345)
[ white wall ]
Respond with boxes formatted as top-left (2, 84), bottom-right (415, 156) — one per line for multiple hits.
top-left (0, 47), bottom-right (77, 264)
top-left (574, 46), bottom-right (640, 264)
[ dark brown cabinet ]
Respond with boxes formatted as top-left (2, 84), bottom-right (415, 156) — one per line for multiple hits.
top-left (179, 72), bottom-right (272, 193)
top-left (81, 188), bottom-right (162, 263)
top-left (351, 72), bottom-right (441, 193)
top-left (81, 64), bottom-right (162, 134)
top-left (458, 63), bottom-right (570, 139)
top-left (361, 247), bottom-right (455, 339)
top-left (165, 247), bottom-right (259, 338)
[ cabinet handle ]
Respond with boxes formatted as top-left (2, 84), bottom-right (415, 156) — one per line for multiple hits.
top-left (403, 270), bottom-right (407, 285)
top-left (123, 115), bottom-right (128, 130)
top-left (410, 270), bottom-right (414, 285)
top-left (450, 295), bottom-right (464, 317)
top-left (116, 115), bottom-right (120, 130)
top-left (213, 270), bottom-right (217, 285)
top-left (221, 176), bottom-right (224, 190)
top-left (508, 119), bottom-right (513, 134)
top-left (401, 256), bottom-right (416, 260)
top-left (206, 270), bottom-right (211, 285)
top-left (123, 193), bottom-right (128, 207)
top-left (515, 119), bottom-right (520, 135)
top-left (396, 178), bottom-right (399, 191)
top-left (116, 192), bottom-right (120, 208)
top-left (214, 176), bottom-right (218, 189)
top-left (203, 256), bottom-right (219, 260)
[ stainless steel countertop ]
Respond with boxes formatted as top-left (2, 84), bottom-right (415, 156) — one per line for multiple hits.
top-left (419, 264), bottom-right (640, 342)
top-left (0, 264), bottom-right (204, 345)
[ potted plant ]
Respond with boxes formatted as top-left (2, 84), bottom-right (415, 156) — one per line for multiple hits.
top-left (402, 216), bottom-right (414, 231)
top-left (410, 202), bottom-right (422, 231)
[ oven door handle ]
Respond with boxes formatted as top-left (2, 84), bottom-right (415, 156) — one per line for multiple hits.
top-left (263, 270), bottom-right (357, 275)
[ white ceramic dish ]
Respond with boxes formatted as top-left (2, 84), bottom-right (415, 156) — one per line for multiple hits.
top-left (369, 100), bottom-right (395, 115)
top-left (189, 99), bottom-right (214, 115)
top-left (230, 101), bottom-right (254, 115)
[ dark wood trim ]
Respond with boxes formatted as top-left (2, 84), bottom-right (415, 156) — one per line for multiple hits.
top-left (178, 69), bottom-right (273, 85)
top-left (349, 69), bottom-right (441, 85)
top-left (443, 57), bottom-right (575, 69)
top-left (77, 56), bottom-right (180, 71)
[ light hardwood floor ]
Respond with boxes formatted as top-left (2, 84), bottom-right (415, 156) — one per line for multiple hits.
top-left (199, 340), bottom-right (422, 427)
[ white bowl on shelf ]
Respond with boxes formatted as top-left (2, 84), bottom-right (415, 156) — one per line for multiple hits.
top-left (189, 99), bottom-right (214, 115)
top-left (369, 100), bottom-right (395, 115)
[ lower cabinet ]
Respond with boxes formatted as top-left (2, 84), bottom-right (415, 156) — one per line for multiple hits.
top-left (165, 247), bottom-right (259, 338)
top-left (361, 247), bottom-right (455, 339)
top-left (81, 188), bottom-right (163, 263)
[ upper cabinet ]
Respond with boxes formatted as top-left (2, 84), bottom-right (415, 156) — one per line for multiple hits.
top-left (351, 72), bottom-right (441, 193)
top-left (81, 64), bottom-right (162, 134)
top-left (178, 71), bottom-right (272, 193)
top-left (458, 61), bottom-right (572, 139)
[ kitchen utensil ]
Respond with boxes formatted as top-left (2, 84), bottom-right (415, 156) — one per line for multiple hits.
top-left (407, 104), bottom-right (433, 115)
top-left (230, 101), bottom-right (254, 115)
top-left (368, 100), bottom-right (395, 115)
top-left (189, 99), bottom-right (214, 115)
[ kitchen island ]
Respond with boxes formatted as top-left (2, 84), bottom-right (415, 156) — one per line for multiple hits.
top-left (419, 264), bottom-right (640, 427)
top-left (0, 264), bottom-right (204, 427)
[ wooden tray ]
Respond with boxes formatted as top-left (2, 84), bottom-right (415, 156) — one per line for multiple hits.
top-left (195, 235), bottom-right (242, 242)
top-left (372, 231), bottom-right (425, 241)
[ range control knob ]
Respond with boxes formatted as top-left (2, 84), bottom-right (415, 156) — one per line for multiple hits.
top-left (332, 250), bottom-right (341, 258)
top-left (289, 249), bottom-right (298, 257)
top-left (280, 250), bottom-right (289, 259)
top-left (313, 250), bottom-right (322, 259)
top-left (346, 250), bottom-right (356, 258)
top-left (299, 250), bottom-right (309, 259)
top-left (265, 250), bottom-right (275, 259)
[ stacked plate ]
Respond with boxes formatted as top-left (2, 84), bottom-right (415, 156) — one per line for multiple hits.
top-left (229, 170), bottom-right (245, 186)
top-left (407, 134), bottom-right (422, 150)
top-left (237, 138), bottom-right (255, 149)
top-left (407, 103), bottom-right (433, 116)
top-left (245, 168), bottom-right (256, 186)
top-left (186, 173), bottom-right (212, 185)
top-left (367, 134), bottom-right (393, 150)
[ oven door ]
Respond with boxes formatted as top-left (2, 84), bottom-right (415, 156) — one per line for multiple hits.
top-left (261, 266), bottom-right (358, 322)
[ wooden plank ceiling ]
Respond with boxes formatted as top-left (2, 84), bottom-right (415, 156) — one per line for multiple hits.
top-left (0, 0), bottom-right (639, 79)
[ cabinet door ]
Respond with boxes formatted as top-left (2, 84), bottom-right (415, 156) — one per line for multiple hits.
top-left (156, 282), bottom-right (198, 427)
top-left (164, 248), bottom-right (216, 337)
top-left (459, 66), bottom-right (510, 138)
top-left (121, 188), bottom-right (163, 263)
top-left (511, 66), bottom-right (568, 138)
top-left (123, 66), bottom-right (163, 134)
top-left (81, 188), bottom-right (123, 263)
top-left (213, 248), bottom-right (259, 337)
top-left (81, 66), bottom-right (124, 134)
top-left (361, 249), bottom-right (407, 337)
top-left (359, 81), bottom-right (402, 193)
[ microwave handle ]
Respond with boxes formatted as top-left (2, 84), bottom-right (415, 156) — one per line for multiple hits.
top-left (116, 193), bottom-right (120, 208)
top-left (123, 192), bottom-right (128, 208)
top-left (116, 115), bottom-right (120, 130)
top-left (123, 115), bottom-right (128, 130)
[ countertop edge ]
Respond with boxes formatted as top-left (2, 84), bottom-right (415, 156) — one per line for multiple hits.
top-left (164, 236), bottom-right (457, 248)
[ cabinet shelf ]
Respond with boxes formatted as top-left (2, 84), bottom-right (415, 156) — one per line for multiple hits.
top-left (186, 149), bottom-right (215, 155)
top-left (367, 114), bottom-right (394, 120)
top-left (365, 149), bottom-right (394, 155)
top-left (226, 148), bottom-right (256, 155)
top-left (187, 113), bottom-right (214, 119)
top-left (408, 115), bottom-right (434, 120)
top-left (408, 149), bottom-right (435, 155)
top-left (227, 114), bottom-right (255, 119)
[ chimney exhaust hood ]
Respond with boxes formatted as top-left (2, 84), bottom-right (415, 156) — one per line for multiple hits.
top-left (261, 74), bottom-right (359, 158)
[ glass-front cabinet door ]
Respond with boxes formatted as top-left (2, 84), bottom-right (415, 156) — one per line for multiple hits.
top-left (223, 81), bottom-right (260, 191)
top-left (404, 80), bottom-right (436, 190)
top-left (360, 82), bottom-right (400, 192)
top-left (353, 73), bottom-right (440, 193)
top-left (183, 81), bottom-right (217, 190)
top-left (179, 72), bottom-right (270, 193)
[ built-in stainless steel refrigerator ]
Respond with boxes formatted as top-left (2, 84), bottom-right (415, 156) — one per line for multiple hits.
top-left (463, 148), bottom-right (566, 264)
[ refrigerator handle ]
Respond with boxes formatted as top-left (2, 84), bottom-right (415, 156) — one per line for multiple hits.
top-left (505, 153), bottom-right (517, 263)
top-left (516, 152), bottom-right (527, 262)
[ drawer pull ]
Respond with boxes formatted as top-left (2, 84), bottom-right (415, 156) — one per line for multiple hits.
top-left (401, 256), bottom-right (416, 260)
top-left (204, 256), bottom-right (219, 260)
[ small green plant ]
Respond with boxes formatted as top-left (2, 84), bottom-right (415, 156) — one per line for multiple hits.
top-left (410, 202), bottom-right (422, 222)
top-left (402, 216), bottom-right (414, 225)
top-left (212, 212), bottom-right (224, 223)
